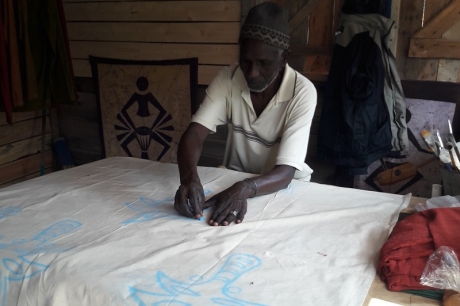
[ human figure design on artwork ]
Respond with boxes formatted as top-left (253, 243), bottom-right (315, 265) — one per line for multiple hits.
top-left (115, 76), bottom-right (174, 160)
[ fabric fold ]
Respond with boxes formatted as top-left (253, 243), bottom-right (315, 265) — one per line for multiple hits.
top-left (378, 207), bottom-right (460, 291)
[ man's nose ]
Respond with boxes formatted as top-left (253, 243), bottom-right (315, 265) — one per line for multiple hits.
top-left (247, 63), bottom-right (259, 79)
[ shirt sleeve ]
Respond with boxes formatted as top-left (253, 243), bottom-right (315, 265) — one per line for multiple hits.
top-left (191, 66), bottom-right (231, 133)
top-left (276, 77), bottom-right (317, 170)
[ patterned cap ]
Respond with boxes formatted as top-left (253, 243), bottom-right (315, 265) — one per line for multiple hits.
top-left (240, 2), bottom-right (290, 50)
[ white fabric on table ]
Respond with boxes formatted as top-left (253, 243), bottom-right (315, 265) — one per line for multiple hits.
top-left (0, 157), bottom-right (409, 306)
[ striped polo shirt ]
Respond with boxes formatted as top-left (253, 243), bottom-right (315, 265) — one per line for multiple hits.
top-left (192, 64), bottom-right (317, 181)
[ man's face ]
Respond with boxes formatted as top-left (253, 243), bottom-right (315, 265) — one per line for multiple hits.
top-left (239, 39), bottom-right (287, 93)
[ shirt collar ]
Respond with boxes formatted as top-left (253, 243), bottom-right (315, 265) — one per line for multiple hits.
top-left (232, 64), bottom-right (297, 104)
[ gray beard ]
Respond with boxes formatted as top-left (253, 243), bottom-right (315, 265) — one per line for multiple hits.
top-left (248, 69), bottom-right (280, 93)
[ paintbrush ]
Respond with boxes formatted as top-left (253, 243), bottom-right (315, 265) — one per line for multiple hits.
top-left (436, 129), bottom-right (453, 171)
top-left (448, 119), bottom-right (460, 165)
top-left (446, 141), bottom-right (460, 171)
top-left (420, 129), bottom-right (438, 156)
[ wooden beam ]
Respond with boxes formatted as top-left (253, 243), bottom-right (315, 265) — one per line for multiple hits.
top-left (64, 1), bottom-right (241, 22)
top-left (0, 116), bottom-right (50, 146)
top-left (64, 0), bottom-right (240, 1)
top-left (290, 46), bottom-right (333, 56)
top-left (72, 59), bottom-right (223, 85)
top-left (69, 41), bottom-right (239, 66)
top-left (302, 72), bottom-right (328, 82)
top-left (0, 134), bottom-right (52, 166)
top-left (413, 0), bottom-right (460, 38)
top-left (0, 151), bottom-right (53, 185)
top-left (396, 0), bottom-right (425, 79)
top-left (0, 110), bottom-right (44, 126)
top-left (289, 0), bottom-right (322, 33)
top-left (0, 167), bottom-right (54, 188)
top-left (409, 38), bottom-right (460, 59)
top-left (67, 22), bottom-right (240, 44)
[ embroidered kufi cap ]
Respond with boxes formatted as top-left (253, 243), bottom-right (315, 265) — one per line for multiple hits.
top-left (239, 2), bottom-right (290, 50)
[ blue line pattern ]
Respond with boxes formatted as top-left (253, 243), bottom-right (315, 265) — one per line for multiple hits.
top-left (129, 253), bottom-right (266, 306)
top-left (123, 189), bottom-right (211, 224)
top-left (0, 219), bottom-right (82, 306)
top-left (0, 207), bottom-right (21, 219)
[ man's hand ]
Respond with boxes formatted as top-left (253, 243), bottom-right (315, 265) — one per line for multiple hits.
top-left (205, 180), bottom-right (255, 226)
top-left (174, 179), bottom-right (205, 219)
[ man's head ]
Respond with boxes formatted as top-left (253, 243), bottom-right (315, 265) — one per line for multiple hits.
top-left (239, 2), bottom-right (290, 93)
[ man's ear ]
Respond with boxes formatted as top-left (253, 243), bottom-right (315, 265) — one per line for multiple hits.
top-left (281, 49), bottom-right (290, 64)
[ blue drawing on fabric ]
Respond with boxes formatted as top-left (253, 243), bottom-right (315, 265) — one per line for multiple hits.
top-left (0, 220), bottom-right (81, 306)
top-left (123, 189), bottom-right (211, 224)
top-left (129, 253), bottom-right (266, 306)
top-left (0, 207), bottom-right (21, 219)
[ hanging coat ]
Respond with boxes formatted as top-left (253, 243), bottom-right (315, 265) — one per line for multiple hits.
top-left (317, 13), bottom-right (409, 174)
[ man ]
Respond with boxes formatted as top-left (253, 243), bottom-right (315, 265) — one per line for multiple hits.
top-left (174, 2), bottom-right (317, 226)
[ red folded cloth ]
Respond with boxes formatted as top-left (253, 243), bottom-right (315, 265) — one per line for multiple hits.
top-left (378, 207), bottom-right (460, 291)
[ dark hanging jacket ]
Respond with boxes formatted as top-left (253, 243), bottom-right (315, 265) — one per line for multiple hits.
top-left (317, 13), bottom-right (409, 174)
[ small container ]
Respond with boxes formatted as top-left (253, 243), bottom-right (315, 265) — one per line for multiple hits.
top-left (441, 168), bottom-right (460, 196)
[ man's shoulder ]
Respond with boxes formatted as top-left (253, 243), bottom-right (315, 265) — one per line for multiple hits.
top-left (214, 64), bottom-right (240, 82)
top-left (289, 67), bottom-right (316, 93)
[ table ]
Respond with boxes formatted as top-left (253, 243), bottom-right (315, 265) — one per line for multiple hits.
top-left (0, 157), bottom-right (415, 306)
top-left (364, 197), bottom-right (442, 306)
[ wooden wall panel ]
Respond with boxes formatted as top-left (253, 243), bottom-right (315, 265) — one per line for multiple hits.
top-left (64, 1), bottom-right (241, 22)
top-left (304, 0), bottom-right (334, 77)
top-left (70, 41), bottom-right (238, 66)
top-left (0, 118), bottom-right (50, 146)
top-left (415, 0), bottom-right (449, 80)
top-left (67, 22), bottom-right (240, 44)
top-left (0, 110), bottom-right (45, 126)
top-left (0, 134), bottom-right (52, 166)
top-left (0, 112), bottom-right (52, 185)
top-left (441, 17), bottom-right (460, 81)
top-left (397, 0), bottom-right (459, 82)
top-left (66, 1), bottom-right (240, 86)
top-left (286, 0), bottom-right (310, 74)
top-left (396, 0), bottom-right (426, 80)
top-left (0, 151), bottom-right (53, 185)
top-left (0, 167), bottom-right (54, 189)
top-left (72, 59), bottom-right (223, 86)
top-left (57, 92), bottom-right (102, 165)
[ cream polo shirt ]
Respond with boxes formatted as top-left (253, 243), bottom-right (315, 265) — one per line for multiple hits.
top-left (192, 64), bottom-right (317, 181)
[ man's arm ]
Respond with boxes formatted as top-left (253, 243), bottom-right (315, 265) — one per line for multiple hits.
top-left (174, 122), bottom-right (210, 219)
top-left (206, 165), bottom-right (296, 226)
top-left (248, 164), bottom-right (295, 195)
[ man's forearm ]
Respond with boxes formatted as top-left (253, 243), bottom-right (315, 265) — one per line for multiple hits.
top-left (246, 165), bottom-right (296, 197)
top-left (177, 123), bottom-right (210, 184)
top-left (178, 133), bottom-right (202, 184)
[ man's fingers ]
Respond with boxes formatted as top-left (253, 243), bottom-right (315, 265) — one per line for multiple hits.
top-left (235, 210), bottom-right (246, 224)
top-left (189, 188), bottom-right (203, 218)
top-left (212, 204), bottom-right (233, 225)
top-left (204, 195), bottom-right (218, 209)
top-left (178, 186), bottom-right (194, 218)
top-left (209, 198), bottom-right (228, 224)
top-left (222, 211), bottom-right (238, 226)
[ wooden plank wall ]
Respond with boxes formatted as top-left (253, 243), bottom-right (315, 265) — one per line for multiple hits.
top-left (397, 0), bottom-right (460, 82)
top-left (55, 0), bottom-right (459, 186)
top-left (0, 112), bottom-right (54, 188)
top-left (65, 0), bottom-right (241, 85)
top-left (60, 0), bottom-right (241, 166)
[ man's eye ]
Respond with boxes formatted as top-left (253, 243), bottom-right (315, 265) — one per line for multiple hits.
top-left (260, 61), bottom-right (271, 65)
